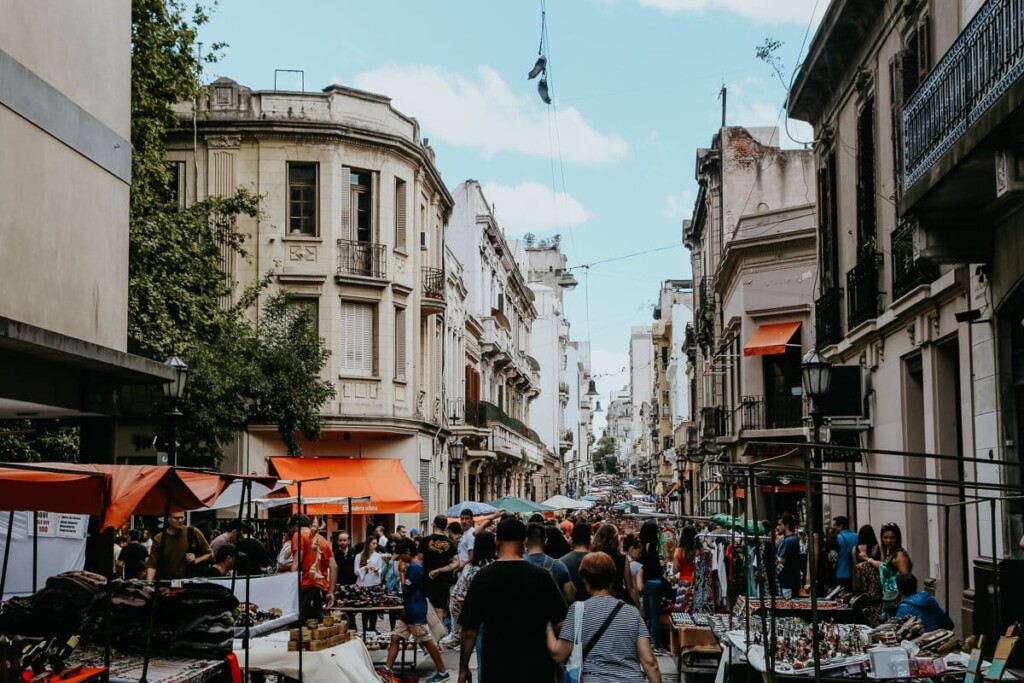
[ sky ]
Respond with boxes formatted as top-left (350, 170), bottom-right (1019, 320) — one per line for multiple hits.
top-left (197, 0), bottom-right (824, 434)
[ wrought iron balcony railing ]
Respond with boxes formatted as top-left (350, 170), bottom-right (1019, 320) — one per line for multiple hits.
top-left (846, 252), bottom-right (884, 329)
top-left (422, 266), bottom-right (444, 299)
top-left (815, 287), bottom-right (843, 348)
top-left (891, 220), bottom-right (939, 299)
top-left (903, 0), bottom-right (1024, 189)
top-left (480, 401), bottom-right (542, 444)
top-left (740, 395), bottom-right (805, 430)
top-left (337, 239), bottom-right (386, 278)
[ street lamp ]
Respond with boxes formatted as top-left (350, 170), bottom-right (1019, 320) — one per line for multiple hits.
top-left (162, 355), bottom-right (188, 467)
top-left (449, 439), bottom-right (466, 503)
top-left (800, 348), bottom-right (833, 683)
top-left (543, 472), bottom-right (551, 499)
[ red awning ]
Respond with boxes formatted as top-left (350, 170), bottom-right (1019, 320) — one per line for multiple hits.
top-left (269, 457), bottom-right (422, 514)
top-left (743, 321), bottom-right (801, 357)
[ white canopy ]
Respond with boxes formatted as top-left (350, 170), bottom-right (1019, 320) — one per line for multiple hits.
top-left (198, 479), bottom-right (283, 511)
top-left (252, 495), bottom-right (370, 509)
top-left (541, 495), bottom-right (593, 510)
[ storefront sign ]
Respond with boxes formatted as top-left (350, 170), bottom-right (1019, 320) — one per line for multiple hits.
top-left (35, 512), bottom-right (56, 537)
top-left (56, 515), bottom-right (88, 539)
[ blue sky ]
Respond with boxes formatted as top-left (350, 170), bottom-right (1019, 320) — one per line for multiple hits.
top-left (198, 0), bottom-right (823, 428)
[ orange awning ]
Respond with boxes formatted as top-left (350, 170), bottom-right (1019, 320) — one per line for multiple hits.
top-left (662, 481), bottom-right (680, 498)
top-left (269, 457), bottom-right (422, 515)
top-left (743, 321), bottom-right (801, 357)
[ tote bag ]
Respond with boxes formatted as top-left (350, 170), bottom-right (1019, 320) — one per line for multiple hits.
top-left (563, 601), bottom-right (585, 683)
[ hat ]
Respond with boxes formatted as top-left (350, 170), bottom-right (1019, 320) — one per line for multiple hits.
top-left (409, 529), bottom-right (420, 537)
top-left (496, 517), bottom-right (527, 542)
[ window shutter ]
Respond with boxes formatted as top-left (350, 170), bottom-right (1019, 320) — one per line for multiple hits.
top-left (889, 53), bottom-right (905, 197)
top-left (916, 16), bottom-right (931, 85)
top-left (340, 167), bottom-right (352, 241)
top-left (395, 179), bottom-right (407, 250)
top-left (341, 302), bottom-right (373, 376)
top-left (419, 460), bottom-right (430, 523)
top-left (395, 307), bottom-right (407, 380)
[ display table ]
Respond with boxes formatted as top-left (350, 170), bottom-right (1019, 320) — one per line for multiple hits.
top-left (234, 632), bottom-right (379, 683)
top-left (234, 612), bottom-right (298, 638)
top-left (69, 646), bottom-right (224, 683)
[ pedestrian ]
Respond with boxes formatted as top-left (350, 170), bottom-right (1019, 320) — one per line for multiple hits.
top-left (457, 517), bottom-right (568, 683)
top-left (832, 516), bottom-right (859, 589)
top-left (332, 531), bottom-right (357, 629)
top-left (624, 535), bottom-right (642, 590)
top-left (546, 525), bottom-right (572, 558)
top-left (525, 522), bottom-right (576, 604)
top-left (377, 538), bottom-right (451, 683)
top-left (202, 544), bottom-right (238, 577)
top-left (560, 523), bottom-right (593, 602)
top-left (375, 524), bottom-right (389, 550)
top-left (289, 514), bottom-right (336, 621)
top-left (356, 536), bottom-right (384, 633)
top-left (141, 529), bottom-right (153, 553)
top-left (119, 529), bottom-right (149, 580)
top-left (591, 523), bottom-right (642, 609)
top-left (235, 523), bottom-right (270, 575)
top-left (895, 574), bottom-right (953, 630)
top-left (421, 515), bottom-right (458, 623)
top-left (867, 522), bottom-right (912, 616)
top-left (396, 525), bottom-right (408, 539)
top-left (776, 514), bottom-right (802, 599)
top-left (146, 513), bottom-right (213, 581)
top-left (276, 531), bottom-right (293, 573)
top-left (447, 531), bottom-right (496, 662)
top-left (210, 520), bottom-right (242, 556)
top-left (637, 521), bottom-right (670, 655)
top-left (546, 552), bottom-right (663, 683)
top-left (853, 524), bottom-right (882, 568)
top-left (381, 534), bottom-right (403, 631)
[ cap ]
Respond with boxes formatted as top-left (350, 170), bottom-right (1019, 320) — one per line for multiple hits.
top-left (496, 517), bottom-right (527, 542)
top-left (409, 529), bottom-right (420, 537)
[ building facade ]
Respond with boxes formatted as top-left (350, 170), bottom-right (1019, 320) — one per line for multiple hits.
top-left (683, 126), bottom-right (816, 519)
top-left (0, 0), bottom-right (171, 452)
top-left (448, 181), bottom-right (547, 501)
top-left (165, 78), bottom-right (452, 535)
top-left (652, 280), bottom-right (694, 496)
top-left (627, 326), bottom-right (655, 485)
top-left (788, 0), bottom-right (1018, 630)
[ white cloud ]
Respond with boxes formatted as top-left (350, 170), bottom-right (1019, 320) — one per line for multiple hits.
top-left (481, 181), bottom-right (590, 235)
top-left (636, 0), bottom-right (826, 24)
top-left (663, 191), bottom-right (694, 219)
top-left (352, 64), bottom-right (628, 165)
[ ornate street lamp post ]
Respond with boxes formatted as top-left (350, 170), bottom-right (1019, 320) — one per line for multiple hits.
top-left (161, 356), bottom-right (188, 467)
top-left (449, 440), bottom-right (466, 504)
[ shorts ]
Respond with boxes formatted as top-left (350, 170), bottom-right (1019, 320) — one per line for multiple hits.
top-left (393, 620), bottom-right (432, 644)
top-left (424, 583), bottom-right (450, 611)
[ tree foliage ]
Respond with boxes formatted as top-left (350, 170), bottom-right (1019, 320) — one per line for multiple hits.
top-left (0, 421), bottom-right (80, 463)
top-left (128, 0), bottom-right (334, 465)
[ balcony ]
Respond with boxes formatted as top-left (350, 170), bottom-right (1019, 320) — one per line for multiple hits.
top-left (740, 395), bottom-right (805, 431)
top-left (891, 220), bottom-right (939, 300)
top-left (336, 239), bottom-right (386, 282)
top-left (421, 267), bottom-right (445, 315)
top-left (815, 287), bottom-right (843, 348)
top-left (481, 317), bottom-right (513, 366)
top-left (559, 429), bottom-right (573, 455)
top-left (846, 252), bottom-right (883, 329)
top-left (903, 0), bottom-right (1024, 192)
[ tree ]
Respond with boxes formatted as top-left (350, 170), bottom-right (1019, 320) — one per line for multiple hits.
top-left (128, 0), bottom-right (334, 465)
top-left (591, 436), bottom-right (619, 475)
top-left (0, 421), bottom-right (80, 463)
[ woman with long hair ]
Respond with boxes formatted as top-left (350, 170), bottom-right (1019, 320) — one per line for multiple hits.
top-left (853, 524), bottom-right (881, 567)
top-left (591, 523), bottom-right (642, 609)
top-left (355, 536), bottom-right (384, 633)
top-left (545, 525), bottom-right (572, 558)
top-left (636, 521), bottom-right (669, 655)
top-left (547, 551), bottom-right (662, 683)
top-left (451, 531), bottom-right (496, 681)
top-left (862, 522), bottom-right (911, 616)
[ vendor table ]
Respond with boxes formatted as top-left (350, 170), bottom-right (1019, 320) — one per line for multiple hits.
top-left (233, 612), bottom-right (298, 638)
top-left (330, 606), bottom-right (421, 672)
top-left (69, 645), bottom-right (224, 683)
top-left (233, 632), bottom-right (379, 683)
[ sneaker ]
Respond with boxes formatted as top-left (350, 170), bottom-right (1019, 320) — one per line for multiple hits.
top-left (377, 667), bottom-right (397, 683)
top-left (426, 673), bottom-right (451, 683)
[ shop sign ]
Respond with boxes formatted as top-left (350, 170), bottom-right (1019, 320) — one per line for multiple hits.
top-left (56, 514), bottom-right (88, 538)
top-left (35, 512), bottom-right (56, 537)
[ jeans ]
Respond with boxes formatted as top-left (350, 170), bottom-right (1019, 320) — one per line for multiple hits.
top-left (450, 595), bottom-right (464, 640)
top-left (643, 579), bottom-right (664, 649)
top-left (476, 625), bottom-right (484, 682)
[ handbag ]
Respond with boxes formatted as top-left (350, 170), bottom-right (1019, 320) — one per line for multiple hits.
top-left (563, 601), bottom-right (585, 683)
top-left (564, 600), bottom-right (626, 683)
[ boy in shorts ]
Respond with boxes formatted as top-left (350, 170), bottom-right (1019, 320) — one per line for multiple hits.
top-left (378, 538), bottom-right (449, 683)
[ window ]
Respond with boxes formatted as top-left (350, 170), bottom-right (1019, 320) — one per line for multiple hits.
top-left (288, 297), bottom-right (319, 336)
top-left (287, 163), bottom-right (318, 236)
top-left (905, 14), bottom-right (931, 95)
top-left (350, 171), bottom-right (372, 243)
top-left (167, 161), bottom-right (186, 207)
top-left (856, 97), bottom-right (877, 254)
top-left (394, 179), bottom-right (407, 250)
top-left (340, 301), bottom-right (375, 377)
top-left (817, 150), bottom-right (840, 291)
top-left (394, 306), bottom-right (407, 381)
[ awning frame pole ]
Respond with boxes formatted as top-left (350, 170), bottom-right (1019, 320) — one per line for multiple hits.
top-left (0, 510), bottom-right (13, 599)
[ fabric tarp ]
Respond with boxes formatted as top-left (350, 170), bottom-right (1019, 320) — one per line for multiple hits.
top-left (269, 457), bottom-right (422, 514)
top-left (743, 321), bottom-right (801, 357)
top-left (0, 464), bottom-right (229, 530)
top-left (541, 495), bottom-right (593, 510)
top-left (487, 496), bottom-right (553, 513)
top-left (233, 636), bottom-right (379, 683)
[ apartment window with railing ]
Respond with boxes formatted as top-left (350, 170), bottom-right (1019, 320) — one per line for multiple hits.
top-left (817, 149), bottom-right (840, 292)
top-left (394, 178), bottom-right (407, 251)
top-left (340, 301), bottom-right (375, 377)
top-left (856, 97), bottom-right (877, 254)
top-left (288, 162), bottom-right (318, 236)
top-left (351, 170), bottom-right (373, 243)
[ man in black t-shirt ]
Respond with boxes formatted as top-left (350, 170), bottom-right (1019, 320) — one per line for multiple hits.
top-left (118, 529), bottom-right (149, 579)
top-left (418, 515), bottom-right (457, 620)
top-left (458, 517), bottom-right (567, 683)
top-left (559, 523), bottom-right (591, 602)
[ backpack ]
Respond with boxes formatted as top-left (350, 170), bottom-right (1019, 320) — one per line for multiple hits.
top-left (542, 555), bottom-right (562, 592)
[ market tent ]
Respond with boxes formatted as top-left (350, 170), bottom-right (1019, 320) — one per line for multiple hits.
top-left (0, 463), bottom-right (228, 530)
top-left (269, 457), bottom-right (421, 514)
top-left (541, 495), bottom-right (593, 510)
top-left (444, 501), bottom-right (496, 517)
top-left (487, 496), bottom-right (552, 514)
top-left (193, 477), bottom-right (284, 511)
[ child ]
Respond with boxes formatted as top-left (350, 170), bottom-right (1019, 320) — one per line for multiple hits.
top-left (378, 538), bottom-right (449, 683)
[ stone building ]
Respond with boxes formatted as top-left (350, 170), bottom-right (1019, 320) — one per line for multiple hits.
top-left (447, 181), bottom-right (546, 501)
top-left (163, 78), bottom-right (452, 536)
top-left (652, 280), bottom-right (693, 495)
top-left (627, 327), bottom-right (655, 484)
top-left (0, 1), bottom-right (171, 453)
top-left (787, 0), bottom-right (1024, 631)
top-left (683, 126), bottom-right (816, 518)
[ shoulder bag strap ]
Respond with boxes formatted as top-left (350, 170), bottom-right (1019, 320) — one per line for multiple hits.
top-left (583, 601), bottom-right (625, 658)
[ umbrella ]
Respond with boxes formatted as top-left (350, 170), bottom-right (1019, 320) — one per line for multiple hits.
top-left (444, 501), bottom-right (497, 517)
top-left (541, 495), bottom-right (593, 510)
top-left (488, 496), bottom-right (553, 514)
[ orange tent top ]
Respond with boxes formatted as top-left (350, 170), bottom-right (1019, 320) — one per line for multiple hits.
top-left (269, 457), bottom-right (422, 515)
top-left (0, 464), bottom-right (229, 530)
top-left (743, 321), bottom-right (801, 357)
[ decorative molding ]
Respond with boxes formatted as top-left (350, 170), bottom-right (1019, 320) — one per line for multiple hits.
top-left (206, 134), bottom-right (242, 148)
top-left (288, 245), bottom-right (317, 262)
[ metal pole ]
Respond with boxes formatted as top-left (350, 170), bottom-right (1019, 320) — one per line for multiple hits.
top-left (32, 510), bottom-right (37, 592)
top-left (0, 510), bottom-right (14, 599)
top-left (807, 413), bottom-right (822, 683)
top-left (297, 479), bottom-right (304, 683)
top-left (944, 504), bottom-right (951, 613)
top-left (140, 478), bottom-right (174, 683)
top-left (242, 479), bottom-right (253, 683)
top-left (991, 497), bottom-right (999, 637)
